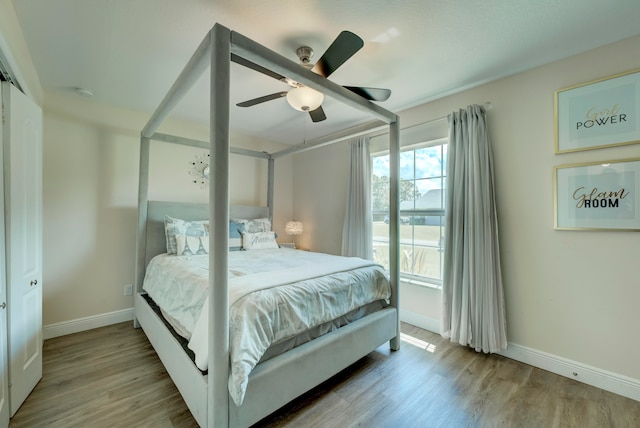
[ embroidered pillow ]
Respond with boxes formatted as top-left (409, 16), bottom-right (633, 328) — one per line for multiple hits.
top-left (242, 231), bottom-right (279, 250)
top-left (175, 234), bottom-right (210, 256)
top-left (164, 216), bottom-right (208, 254)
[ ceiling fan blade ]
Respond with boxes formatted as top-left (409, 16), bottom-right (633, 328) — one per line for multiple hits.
top-left (308, 106), bottom-right (327, 122)
top-left (236, 92), bottom-right (288, 107)
top-left (311, 31), bottom-right (364, 78)
top-left (344, 86), bottom-right (391, 102)
top-left (231, 53), bottom-right (286, 81)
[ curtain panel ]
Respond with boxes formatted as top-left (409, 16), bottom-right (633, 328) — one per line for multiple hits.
top-left (441, 104), bottom-right (507, 353)
top-left (341, 137), bottom-right (373, 260)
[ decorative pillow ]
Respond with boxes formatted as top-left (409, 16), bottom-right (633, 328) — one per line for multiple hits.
top-left (232, 217), bottom-right (271, 233)
top-left (229, 221), bottom-right (244, 251)
top-left (175, 234), bottom-right (210, 256)
top-left (242, 231), bottom-right (279, 250)
top-left (164, 216), bottom-right (208, 255)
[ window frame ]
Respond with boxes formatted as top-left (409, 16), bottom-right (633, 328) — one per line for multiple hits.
top-left (372, 137), bottom-right (447, 288)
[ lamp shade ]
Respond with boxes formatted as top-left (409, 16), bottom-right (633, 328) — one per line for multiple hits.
top-left (286, 86), bottom-right (324, 112)
top-left (285, 221), bottom-right (304, 236)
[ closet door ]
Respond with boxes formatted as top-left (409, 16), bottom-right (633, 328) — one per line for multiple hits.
top-left (2, 82), bottom-right (43, 416)
top-left (0, 83), bottom-right (9, 428)
top-left (0, 301), bottom-right (7, 427)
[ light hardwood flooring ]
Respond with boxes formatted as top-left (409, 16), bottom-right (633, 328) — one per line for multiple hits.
top-left (9, 322), bottom-right (640, 428)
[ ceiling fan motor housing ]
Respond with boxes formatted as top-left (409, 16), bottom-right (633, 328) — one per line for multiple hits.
top-left (296, 46), bottom-right (314, 64)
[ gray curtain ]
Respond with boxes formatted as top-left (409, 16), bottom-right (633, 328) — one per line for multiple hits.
top-left (341, 137), bottom-right (373, 259)
top-left (441, 104), bottom-right (507, 353)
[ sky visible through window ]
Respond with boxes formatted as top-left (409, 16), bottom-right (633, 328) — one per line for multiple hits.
top-left (372, 144), bottom-right (447, 192)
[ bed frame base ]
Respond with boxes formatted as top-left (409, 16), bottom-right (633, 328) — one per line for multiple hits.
top-left (232, 307), bottom-right (397, 427)
top-left (135, 292), bottom-right (397, 427)
top-left (135, 293), bottom-right (208, 423)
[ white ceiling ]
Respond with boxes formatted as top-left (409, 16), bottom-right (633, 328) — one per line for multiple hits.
top-left (11, 0), bottom-right (640, 145)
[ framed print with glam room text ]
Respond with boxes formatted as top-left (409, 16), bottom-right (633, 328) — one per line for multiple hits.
top-left (555, 68), bottom-right (640, 154)
top-left (554, 158), bottom-right (640, 231)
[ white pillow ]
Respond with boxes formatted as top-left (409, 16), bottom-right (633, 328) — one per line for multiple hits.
top-left (242, 231), bottom-right (279, 250)
top-left (175, 234), bottom-right (210, 256)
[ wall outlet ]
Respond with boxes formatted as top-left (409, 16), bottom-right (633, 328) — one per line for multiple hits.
top-left (124, 284), bottom-right (133, 296)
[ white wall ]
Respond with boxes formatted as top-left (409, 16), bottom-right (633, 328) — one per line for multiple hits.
top-left (42, 91), bottom-right (293, 328)
top-left (293, 142), bottom-right (349, 253)
top-left (295, 35), bottom-right (640, 392)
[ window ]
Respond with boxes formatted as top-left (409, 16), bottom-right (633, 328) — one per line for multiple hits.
top-left (372, 138), bottom-right (447, 287)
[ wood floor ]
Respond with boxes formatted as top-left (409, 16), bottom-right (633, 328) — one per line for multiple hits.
top-left (9, 322), bottom-right (640, 428)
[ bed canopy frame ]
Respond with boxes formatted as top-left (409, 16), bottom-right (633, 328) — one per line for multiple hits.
top-left (134, 23), bottom-right (401, 427)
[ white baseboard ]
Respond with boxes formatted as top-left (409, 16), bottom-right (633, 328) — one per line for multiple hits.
top-left (499, 342), bottom-right (640, 402)
top-left (400, 309), bottom-right (440, 334)
top-left (44, 307), bottom-right (134, 340)
top-left (400, 311), bottom-right (640, 402)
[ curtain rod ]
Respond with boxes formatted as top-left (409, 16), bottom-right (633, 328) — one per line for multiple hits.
top-left (368, 101), bottom-right (493, 139)
top-left (421, 101), bottom-right (493, 126)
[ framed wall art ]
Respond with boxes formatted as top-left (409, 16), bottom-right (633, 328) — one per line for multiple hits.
top-left (554, 158), bottom-right (640, 231)
top-left (555, 68), bottom-right (640, 154)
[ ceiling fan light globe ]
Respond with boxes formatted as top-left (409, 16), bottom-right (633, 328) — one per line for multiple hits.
top-left (286, 86), bottom-right (324, 112)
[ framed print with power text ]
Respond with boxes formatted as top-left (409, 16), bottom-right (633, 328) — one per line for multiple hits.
top-left (555, 69), bottom-right (640, 154)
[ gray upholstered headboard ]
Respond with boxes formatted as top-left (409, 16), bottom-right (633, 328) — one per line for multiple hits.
top-left (144, 201), bottom-right (270, 266)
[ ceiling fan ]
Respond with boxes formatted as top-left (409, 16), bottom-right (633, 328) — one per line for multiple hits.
top-left (232, 31), bottom-right (391, 123)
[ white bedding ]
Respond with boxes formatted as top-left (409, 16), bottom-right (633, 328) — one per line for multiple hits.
top-left (142, 248), bottom-right (390, 405)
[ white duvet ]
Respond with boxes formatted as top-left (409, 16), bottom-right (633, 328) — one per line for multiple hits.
top-left (142, 248), bottom-right (390, 405)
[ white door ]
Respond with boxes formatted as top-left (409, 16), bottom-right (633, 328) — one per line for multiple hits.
top-left (0, 82), bottom-right (10, 428)
top-left (2, 82), bottom-right (43, 416)
top-left (0, 302), bottom-right (8, 427)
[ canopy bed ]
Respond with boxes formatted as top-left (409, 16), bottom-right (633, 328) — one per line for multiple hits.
top-left (134, 24), bottom-right (401, 427)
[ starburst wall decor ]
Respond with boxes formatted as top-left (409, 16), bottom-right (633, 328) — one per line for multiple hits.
top-left (189, 153), bottom-right (210, 189)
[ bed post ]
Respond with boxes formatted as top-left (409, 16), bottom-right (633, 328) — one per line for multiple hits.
top-left (133, 135), bottom-right (151, 328)
top-left (389, 118), bottom-right (401, 351)
top-left (267, 157), bottom-right (275, 220)
top-left (208, 24), bottom-right (231, 428)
